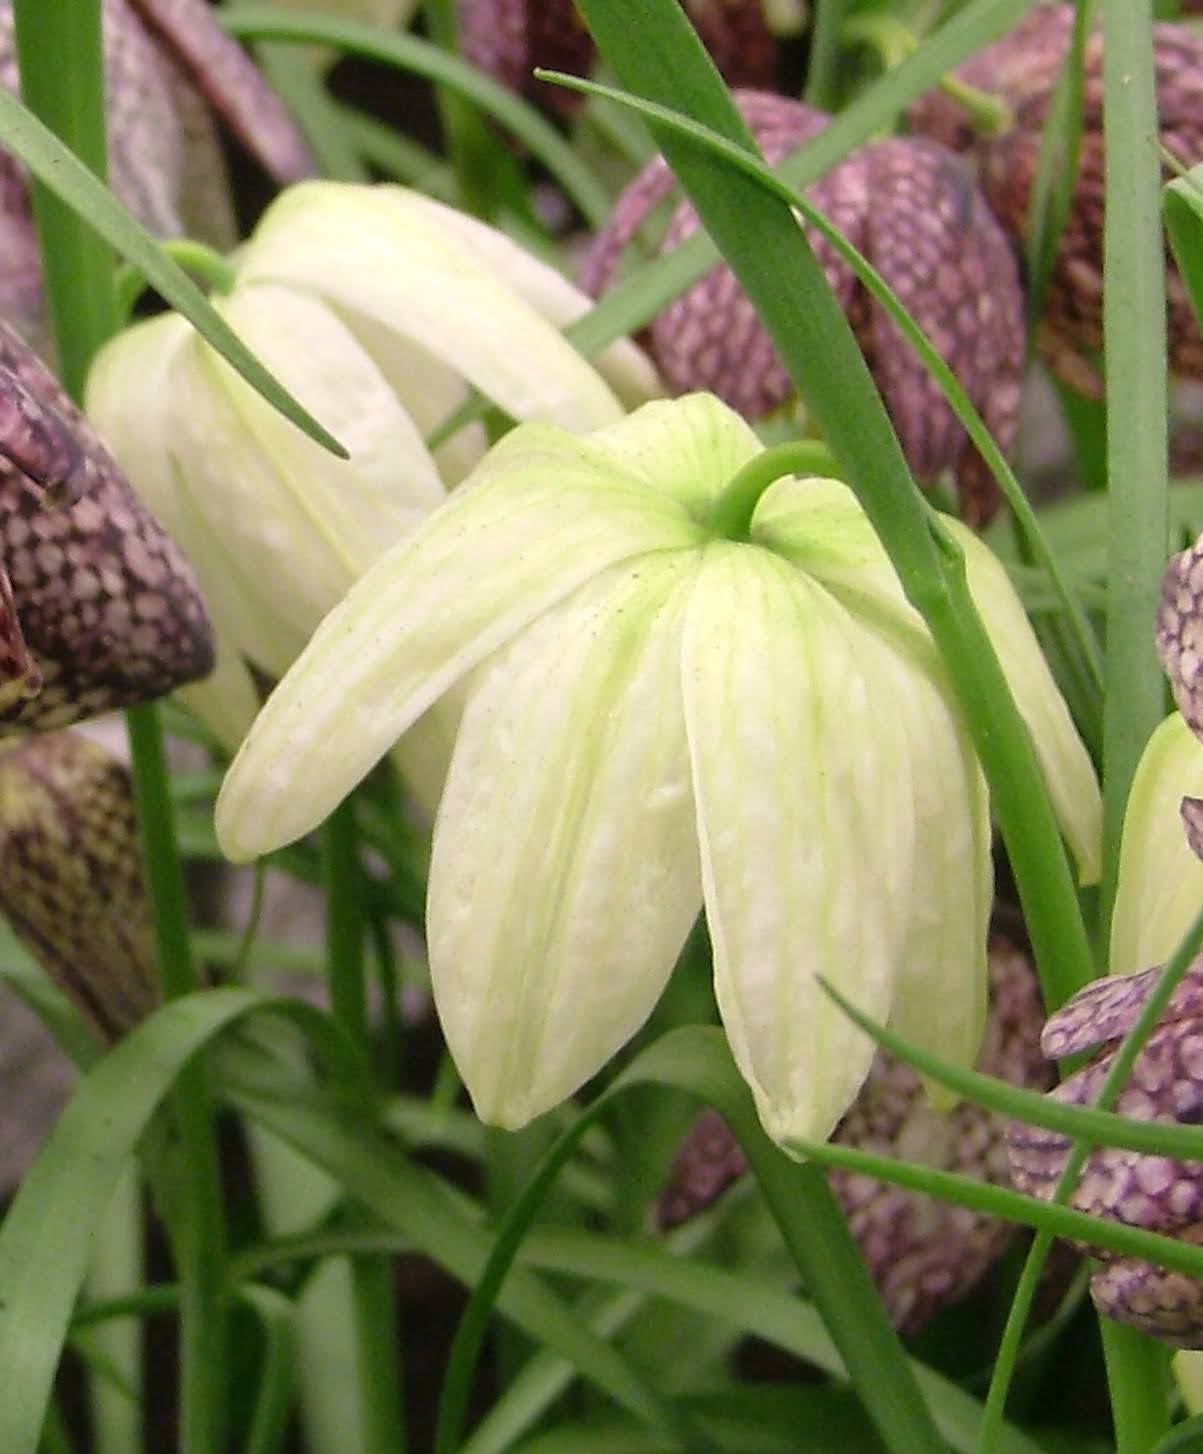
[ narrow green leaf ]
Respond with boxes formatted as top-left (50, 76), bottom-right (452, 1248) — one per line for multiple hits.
top-left (0, 87), bottom-right (345, 455)
top-left (0, 990), bottom-right (357, 1454)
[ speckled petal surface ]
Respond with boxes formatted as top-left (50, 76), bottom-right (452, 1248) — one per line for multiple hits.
top-left (1158, 541), bottom-right (1203, 737)
top-left (0, 731), bottom-right (157, 1042)
top-left (0, 324), bottom-right (213, 731)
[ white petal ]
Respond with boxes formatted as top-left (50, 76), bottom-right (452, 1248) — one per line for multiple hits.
top-left (429, 554), bottom-right (701, 1128)
top-left (216, 426), bottom-right (701, 860)
top-left (585, 393), bottom-right (762, 517)
top-left (1110, 712), bottom-right (1203, 975)
top-left (871, 634), bottom-right (992, 1096)
top-left (757, 479), bottom-right (1102, 884)
top-left (397, 189), bottom-right (663, 410)
top-left (238, 182), bottom-right (629, 432)
top-left (681, 544), bottom-right (913, 1146)
top-left (947, 518), bottom-right (1102, 885)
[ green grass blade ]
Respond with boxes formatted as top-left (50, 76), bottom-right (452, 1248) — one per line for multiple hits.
top-left (0, 88), bottom-right (344, 454)
top-left (238, 1285), bottom-right (300, 1454)
top-left (1099, 0), bottom-right (1171, 936)
top-left (0, 989), bottom-right (356, 1454)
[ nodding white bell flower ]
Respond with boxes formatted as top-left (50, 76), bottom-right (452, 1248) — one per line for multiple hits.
top-left (85, 180), bottom-right (658, 756)
top-left (215, 393), bottom-right (1099, 1144)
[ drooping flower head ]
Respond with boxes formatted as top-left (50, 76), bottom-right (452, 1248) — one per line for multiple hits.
top-left (660, 935), bottom-right (1051, 1333)
top-left (0, 321), bottom-right (213, 731)
top-left (216, 392), bottom-right (1098, 1145)
top-left (581, 91), bottom-right (1026, 524)
top-left (0, 730), bottom-right (157, 1042)
top-left (86, 180), bottom-right (658, 759)
top-left (1007, 958), bottom-right (1203, 1347)
top-left (0, 0), bottom-right (314, 344)
top-left (908, 4), bottom-right (1203, 394)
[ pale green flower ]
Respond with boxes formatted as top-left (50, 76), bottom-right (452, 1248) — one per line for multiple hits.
top-left (216, 394), bottom-right (1099, 1143)
top-left (1108, 712), bottom-right (1203, 976)
top-left (86, 180), bottom-right (657, 759)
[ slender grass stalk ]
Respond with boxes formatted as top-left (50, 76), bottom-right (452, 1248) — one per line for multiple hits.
top-left (803, 0), bottom-right (852, 109)
top-left (1100, 0), bottom-right (1171, 934)
top-left (323, 801), bottom-right (407, 1454)
top-left (11, 7), bottom-right (232, 1453)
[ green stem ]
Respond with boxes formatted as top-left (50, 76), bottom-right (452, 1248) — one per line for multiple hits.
top-left (12, 6), bottom-right (230, 1451)
top-left (803, 0), bottom-right (853, 109)
top-left (841, 12), bottom-right (1012, 132)
top-left (708, 440), bottom-right (839, 539)
top-left (115, 238), bottom-right (237, 322)
top-left (1102, 1324), bottom-right (1173, 1453)
top-left (12, 0), bottom-right (115, 397)
top-left (323, 800), bottom-right (407, 1454)
top-left (1099, 0), bottom-right (1170, 940)
top-left (126, 707), bottom-right (229, 1454)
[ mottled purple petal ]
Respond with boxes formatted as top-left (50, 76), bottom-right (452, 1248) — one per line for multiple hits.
top-left (1159, 541), bottom-right (1203, 737)
top-left (1183, 796), bottom-right (1203, 862)
top-left (0, 731), bottom-right (157, 1041)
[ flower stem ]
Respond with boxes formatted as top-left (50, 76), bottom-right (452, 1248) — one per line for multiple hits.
top-left (115, 239), bottom-right (238, 322)
top-left (12, 6), bottom-right (230, 1450)
top-left (708, 440), bottom-right (839, 540)
top-left (323, 799), bottom-right (408, 1454)
top-left (841, 12), bottom-right (1012, 133)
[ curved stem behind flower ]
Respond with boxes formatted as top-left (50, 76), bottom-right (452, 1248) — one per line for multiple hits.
top-left (707, 439), bottom-right (839, 540)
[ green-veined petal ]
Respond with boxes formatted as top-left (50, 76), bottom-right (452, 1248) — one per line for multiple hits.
top-left (584, 392), bottom-right (762, 519)
top-left (681, 543), bottom-right (913, 1146)
top-left (398, 190), bottom-right (662, 411)
top-left (870, 630), bottom-right (992, 1099)
top-left (1110, 712), bottom-right (1203, 975)
top-left (215, 427), bottom-right (702, 859)
top-left (428, 554), bottom-right (701, 1128)
top-left (238, 182), bottom-right (629, 432)
top-left (756, 477), bottom-right (1102, 883)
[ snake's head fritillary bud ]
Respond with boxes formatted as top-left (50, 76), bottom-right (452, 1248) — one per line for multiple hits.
top-left (0, 322), bottom-right (213, 731)
top-left (1007, 957), bottom-right (1203, 1347)
top-left (581, 91), bottom-right (1026, 525)
top-left (1157, 538), bottom-right (1203, 743)
top-left (0, 731), bottom-right (157, 1043)
top-left (660, 936), bottom-right (1050, 1333)
top-left (216, 393), bottom-right (1098, 1144)
top-left (457, 0), bottom-right (778, 120)
top-left (908, 5), bottom-right (1203, 394)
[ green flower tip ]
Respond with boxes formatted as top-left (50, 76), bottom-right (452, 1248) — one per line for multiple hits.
top-left (216, 394), bottom-right (1099, 1145)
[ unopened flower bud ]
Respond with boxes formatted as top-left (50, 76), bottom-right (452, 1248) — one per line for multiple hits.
top-left (659, 936), bottom-right (1050, 1333)
top-left (908, 4), bottom-right (1203, 394)
top-left (1007, 957), bottom-right (1203, 1347)
top-left (0, 322), bottom-right (214, 731)
top-left (457, 0), bottom-right (778, 121)
top-left (581, 91), bottom-right (1026, 524)
top-left (0, 732), bottom-right (157, 1042)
